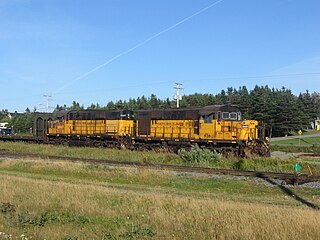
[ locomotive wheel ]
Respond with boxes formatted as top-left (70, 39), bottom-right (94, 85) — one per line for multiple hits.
top-left (117, 136), bottom-right (132, 150)
top-left (220, 147), bottom-right (238, 158)
top-left (244, 139), bottom-right (270, 158)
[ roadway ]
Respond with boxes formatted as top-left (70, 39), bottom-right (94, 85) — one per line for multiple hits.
top-left (270, 133), bottom-right (320, 142)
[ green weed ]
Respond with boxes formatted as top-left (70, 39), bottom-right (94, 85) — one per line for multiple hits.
top-left (120, 223), bottom-right (156, 239)
top-left (1, 207), bottom-right (91, 227)
top-left (178, 145), bottom-right (221, 165)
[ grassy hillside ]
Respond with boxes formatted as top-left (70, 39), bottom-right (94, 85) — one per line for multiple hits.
top-left (0, 159), bottom-right (320, 239)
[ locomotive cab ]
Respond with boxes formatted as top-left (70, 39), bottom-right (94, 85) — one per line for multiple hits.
top-left (198, 105), bottom-right (245, 141)
top-left (198, 105), bottom-right (268, 156)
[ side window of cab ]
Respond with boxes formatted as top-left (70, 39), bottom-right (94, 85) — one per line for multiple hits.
top-left (222, 112), bottom-right (229, 119)
top-left (204, 114), bottom-right (214, 123)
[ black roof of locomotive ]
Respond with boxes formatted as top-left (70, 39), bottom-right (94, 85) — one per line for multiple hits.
top-left (199, 105), bottom-right (240, 115)
top-left (55, 105), bottom-right (240, 121)
top-left (57, 109), bottom-right (134, 120)
top-left (136, 105), bottom-right (240, 120)
top-left (136, 107), bottom-right (201, 120)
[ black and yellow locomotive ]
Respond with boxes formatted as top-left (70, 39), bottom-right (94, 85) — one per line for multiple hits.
top-left (46, 105), bottom-right (269, 157)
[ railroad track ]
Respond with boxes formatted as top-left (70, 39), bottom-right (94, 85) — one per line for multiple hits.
top-left (298, 153), bottom-right (320, 158)
top-left (1, 151), bottom-right (319, 185)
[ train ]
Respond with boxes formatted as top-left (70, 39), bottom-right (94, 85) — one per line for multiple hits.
top-left (0, 105), bottom-right (269, 157)
top-left (36, 105), bottom-right (269, 157)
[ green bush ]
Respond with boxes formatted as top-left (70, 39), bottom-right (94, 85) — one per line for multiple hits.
top-left (178, 145), bottom-right (221, 165)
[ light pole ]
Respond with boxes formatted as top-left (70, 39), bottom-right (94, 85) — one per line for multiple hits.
top-left (174, 82), bottom-right (183, 108)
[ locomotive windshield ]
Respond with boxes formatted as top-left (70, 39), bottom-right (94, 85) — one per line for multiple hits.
top-left (221, 112), bottom-right (241, 120)
top-left (222, 112), bottom-right (236, 120)
top-left (230, 112), bottom-right (237, 119)
top-left (199, 105), bottom-right (242, 121)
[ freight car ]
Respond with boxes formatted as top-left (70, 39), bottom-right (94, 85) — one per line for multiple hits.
top-left (46, 105), bottom-right (269, 157)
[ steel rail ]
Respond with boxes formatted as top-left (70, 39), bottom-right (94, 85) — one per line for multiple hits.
top-left (1, 152), bottom-right (319, 184)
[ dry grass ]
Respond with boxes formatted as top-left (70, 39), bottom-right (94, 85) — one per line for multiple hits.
top-left (1, 174), bottom-right (320, 239)
top-left (0, 159), bottom-right (320, 239)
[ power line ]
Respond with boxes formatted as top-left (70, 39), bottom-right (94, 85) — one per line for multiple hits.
top-left (0, 71), bottom-right (319, 102)
top-left (54, 0), bottom-right (225, 94)
top-left (53, 72), bottom-right (320, 96)
top-left (193, 72), bottom-right (320, 81)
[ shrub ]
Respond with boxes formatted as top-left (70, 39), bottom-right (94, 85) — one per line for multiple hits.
top-left (178, 145), bottom-right (221, 165)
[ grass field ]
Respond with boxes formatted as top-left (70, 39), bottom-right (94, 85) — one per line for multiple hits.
top-left (271, 136), bottom-right (320, 154)
top-left (271, 136), bottom-right (320, 146)
top-left (0, 141), bottom-right (180, 164)
top-left (1, 141), bottom-right (320, 175)
top-left (0, 158), bottom-right (320, 239)
top-left (288, 130), bottom-right (320, 136)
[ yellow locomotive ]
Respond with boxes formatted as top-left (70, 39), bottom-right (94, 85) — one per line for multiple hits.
top-left (47, 109), bottom-right (134, 147)
top-left (47, 105), bottom-right (269, 157)
top-left (135, 105), bottom-right (268, 157)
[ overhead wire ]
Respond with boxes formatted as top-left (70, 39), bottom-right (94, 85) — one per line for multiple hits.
top-left (54, 0), bottom-right (225, 94)
top-left (3, 1), bottom-right (320, 105)
top-left (53, 72), bottom-right (320, 96)
top-left (1, 72), bottom-right (319, 102)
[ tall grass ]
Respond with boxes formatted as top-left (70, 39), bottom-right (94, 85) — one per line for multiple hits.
top-left (0, 160), bottom-right (320, 239)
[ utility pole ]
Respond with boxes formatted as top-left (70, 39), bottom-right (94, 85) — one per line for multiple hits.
top-left (174, 82), bottom-right (183, 108)
top-left (43, 94), bottom-right (52, 113)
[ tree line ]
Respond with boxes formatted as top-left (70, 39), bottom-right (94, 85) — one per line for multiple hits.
top-left (0, 108), bottom-right (33, 134)
top-left (1, 85), bottom-right (319, 136)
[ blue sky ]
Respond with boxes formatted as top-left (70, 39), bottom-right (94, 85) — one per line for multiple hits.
top-left (0, 0), bottom-right (319, 112)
